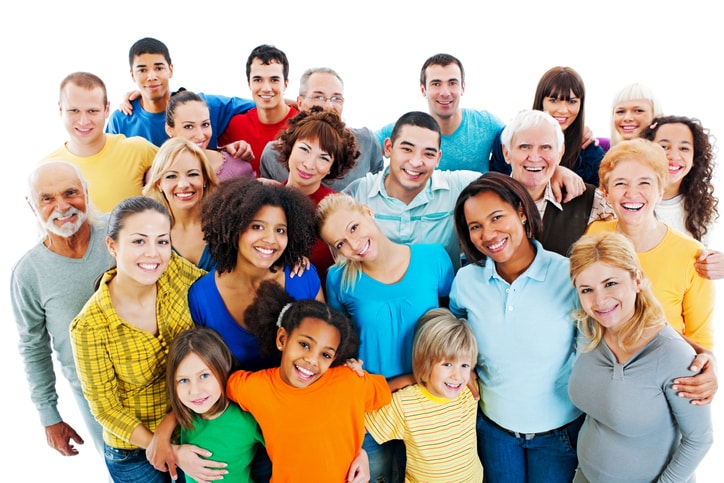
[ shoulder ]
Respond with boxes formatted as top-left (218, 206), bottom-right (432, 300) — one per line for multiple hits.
top-left (586, 219), bottom-right (617, 234)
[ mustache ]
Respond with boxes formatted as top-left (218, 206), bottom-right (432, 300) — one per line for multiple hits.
top-left (49, 207), bottom-right (82, 221)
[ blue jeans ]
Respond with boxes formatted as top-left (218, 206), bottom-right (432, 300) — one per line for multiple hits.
top-left (477, 411), bottom-right (583, 483)
top-left (362, 433), bottom-right (406, 483)
top-left (104, 444), bottom-right (173, 483)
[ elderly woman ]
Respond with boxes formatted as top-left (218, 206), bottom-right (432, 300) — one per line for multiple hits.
top-left (500, 109), bottom-right (611, 256)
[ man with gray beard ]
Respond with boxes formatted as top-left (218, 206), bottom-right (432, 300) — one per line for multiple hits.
top-left (10, 161), bottom-right (113, 461)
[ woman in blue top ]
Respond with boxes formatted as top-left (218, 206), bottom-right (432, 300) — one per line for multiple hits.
top-left (188, 177), bottom-right (322, 371)
top-left (449, 172), bottom-right (583, 483)
top-left (317, 192), bottom-right (454, 483)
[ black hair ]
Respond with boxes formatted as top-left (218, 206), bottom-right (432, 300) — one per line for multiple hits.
top-left (128, 37), bottom-right (171, 67)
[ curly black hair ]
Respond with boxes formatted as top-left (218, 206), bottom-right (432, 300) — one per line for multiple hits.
top-left (273, 106), bottom-right (360, 181)
top-left (201, 177), bottom-right (317, 274)
top-left (643, 115), bottom-right (719, 241)
top-left (245, 280), bottom-right (359, 365)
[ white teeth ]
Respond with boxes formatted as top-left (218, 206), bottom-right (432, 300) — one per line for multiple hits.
top-left (255, 247), bottom-right (274, 255)
top-left (296, 365), bottom-right (314, 376)
top-left (176, 192), bottom-right (194, 200)
top-left (622, 203), bottom-right (644, 211)
top-left (488, 239), bottom-right (505, 250)
top-left (403, 168), bottom-right (422, 177)
top-left (139, 263), bottom-right (158, 270)
top-left (358, 240), bottom-right (370, 256)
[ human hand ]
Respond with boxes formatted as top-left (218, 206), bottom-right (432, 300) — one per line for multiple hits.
top-left (45, 421), bottom-right (84, 456)
top-left (694, 249), bottom-right (724, 280)
top-left (347, 448), bottom-right (370, 483)
top-left (581, 125), bottom-right (598, 149)
top-left (147, 429), bottom-right (177, 478)
top-left (256, 177), bottom-right (282, 186)
top-left (175, 444), bottom-right (228, 483)
top-left (289, 256), bottom-right (311, 278)
top-left (672, 352), bottom-right (718, 405)
top-left (119, 90), bottom-right (141, 116)
top-left (551, 165), bottom-right (585, 203)
top-left (220, 140), bottom-right (254, 161)
top-left (345, 358), bottom-right (365, 377)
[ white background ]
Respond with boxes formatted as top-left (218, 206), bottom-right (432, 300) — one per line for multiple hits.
top-left (1, 0), bottom-right (721, 480)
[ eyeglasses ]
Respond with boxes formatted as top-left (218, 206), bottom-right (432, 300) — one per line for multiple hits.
top-left (306, 95), bottom-right (344, 104)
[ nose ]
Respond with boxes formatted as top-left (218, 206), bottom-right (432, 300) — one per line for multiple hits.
top-left (55, 196), bottom-right (71, 213)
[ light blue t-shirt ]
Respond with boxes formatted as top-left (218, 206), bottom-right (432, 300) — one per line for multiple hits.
top-left (326, 244), bottom-right (453, 379)
top-left (106, 93), bottom-right (255, 148)
top-left (449, 240), bottom-right (581, 433)
top-left (343, 168), bottom-right (480, 270)
top-left (375, 108), bottom-right (503, 172)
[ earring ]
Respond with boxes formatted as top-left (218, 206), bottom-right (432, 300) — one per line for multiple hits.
top-left (522, 218), bottom-right (527, 225)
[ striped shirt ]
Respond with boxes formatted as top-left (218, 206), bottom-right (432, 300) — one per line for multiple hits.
top-left (70, 253), bottom-right (204, 449)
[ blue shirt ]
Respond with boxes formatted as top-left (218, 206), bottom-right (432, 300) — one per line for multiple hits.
top-left (106, 93), bottom-right (255, 148)
top-left (375, 108), bottom-right (503, 172)
top-left (449, 240), bottom-right (581, 433)
top-left (326, 244), bottom-right (453, 379)
top-left (188, 265), bottom-right (321, 371)
top-left (343, 168), bottom-right (480, 270)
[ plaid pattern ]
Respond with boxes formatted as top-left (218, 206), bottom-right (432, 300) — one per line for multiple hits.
top-left (70, 253), bottom-right (204, 449)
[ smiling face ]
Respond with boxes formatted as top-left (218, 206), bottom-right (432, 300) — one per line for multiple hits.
top-left (463, 191), bottom-right (535, 274)
top-left (384, 125), bottom-right (441, 203)
top-left (319, 205), bottom-right (380, 262)
top-left (175, 352), bottom-right (223, 417)
top-left (421, 63), bottom-right (464, 120)
top-left (59, 83), bottom-right (110, 149)
top-left (603, 158), bottom-right (663, 228)
top-left (31, 163), bottom-right (89, 238)
top-left (248, 59), bottom-right (287, 112)
top-left (237, 205), bottom-right (288, 270)
top-left (277, 317), bottom-right (340, 388)
top-left (131, 53), bottom-right (173, 104)
top-left (286, 138), bottom-right (334, 195)
top-left (613, 99), bottom-right (654, 140)
top-left (158, 150), bottom-right (207, 213)
top-left (298, 72), bottom-right (344, 115)
top-left (575, 261), bottom-right (641, 333)
top-left (542, 90), bottom-right (580, 132)
top-left (652, 123), bottom-right (694, 196)
top-left (165, 101), bottom-right (213, 149)
top-left (425, 356), bottom-right (473, 400)
top-left (504, 123), bottom-right (563, 200)
top-left (107, 209), bottom-right (172, 287)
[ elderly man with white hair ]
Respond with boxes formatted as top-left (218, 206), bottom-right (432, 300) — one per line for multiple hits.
top-left (500, 109), bottom-right (611, 256)
top-left (10, 161), bottom-right (113, 460)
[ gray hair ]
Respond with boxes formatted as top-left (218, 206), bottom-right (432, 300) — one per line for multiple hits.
top-left (501, 109), bottom-right (565, 154)
top-left (298, 67), bottom-right (344, 96)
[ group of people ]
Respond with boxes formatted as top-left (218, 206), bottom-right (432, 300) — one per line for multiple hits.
top-left (10, 35), bottom-right (720, 483)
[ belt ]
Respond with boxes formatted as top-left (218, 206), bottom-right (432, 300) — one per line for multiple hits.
top-left (486, 414), bottom-right (580, 441)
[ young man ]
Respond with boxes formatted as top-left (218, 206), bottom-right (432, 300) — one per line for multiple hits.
top-left (345, 111), bottom-right (481, 270)
top-left (375, 53), bottom-right (504, 173)
top-left (219, 44), bottom-right (299, 174)
top-left (41, 72), bottom-right (157, 212)
top-left (260, 67), bottom-right (384, 191)
top-left (106, 37), bottom-right (255, 148)
top-left (11, 162), bottom-right (113, 462)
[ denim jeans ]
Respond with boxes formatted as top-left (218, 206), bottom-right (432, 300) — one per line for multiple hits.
top-left (362, 433), bottom-right (406, 483)
top-left (477, 411), bottom-right (584, 483)
top-left (104, 444), bottom-right (172, 483)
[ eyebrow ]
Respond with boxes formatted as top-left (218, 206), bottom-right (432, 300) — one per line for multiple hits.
top-left (300, 334), bottom-right (337, 353)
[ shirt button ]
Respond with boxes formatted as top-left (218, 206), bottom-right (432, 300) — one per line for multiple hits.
top-left (508, 306), bottom-right (513, 311)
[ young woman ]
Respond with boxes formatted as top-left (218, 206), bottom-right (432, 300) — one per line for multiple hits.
top-left (69, 196), bottom-right (206, 483)
top-left (609, 83), bottom-right (663, 146)
top-left (568, 232), bottom-right (713, 483)
top-left (274, 107), bottom-right (360, 285)
top-left (317, 192), bottom-right (454, 482)
top-left (143, 137), bottom-right (219, 270)
top-left (642, 115), bottom-right (719, 244)
top-left (165, 89), bottom-right (255, 181)
top-left (586, 138), bottom-right (715, 349)
top-left (450, 172), bottom-right (582, 483)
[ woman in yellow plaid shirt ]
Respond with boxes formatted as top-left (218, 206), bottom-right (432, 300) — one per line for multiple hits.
top-left (70, 196), bottom-right (206, 483)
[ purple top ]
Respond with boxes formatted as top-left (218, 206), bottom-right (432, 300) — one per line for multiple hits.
top-left (216, 150), bottom-right (255, 181)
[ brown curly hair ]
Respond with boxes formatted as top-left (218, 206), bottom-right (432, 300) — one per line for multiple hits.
top-left (273, 106), bottom-right (360, 181)
top-left (642, 115), bottom-right (719, 242)
top-left (201, 177), bottom-right (317, 274)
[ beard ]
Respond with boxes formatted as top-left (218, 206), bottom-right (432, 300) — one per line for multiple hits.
top-left (45, 207), bottom-right (87, 237)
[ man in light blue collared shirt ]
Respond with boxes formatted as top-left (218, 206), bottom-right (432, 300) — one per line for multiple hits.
top-left (344, 111), bottom-right (480, 270)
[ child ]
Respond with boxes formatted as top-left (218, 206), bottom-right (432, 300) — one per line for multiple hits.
top-left (166, 327), bottom-right (263, 483)
top-left (364, 308), bottom-right (484, 482)
top-left (228, 281), bottom-right (391, 483)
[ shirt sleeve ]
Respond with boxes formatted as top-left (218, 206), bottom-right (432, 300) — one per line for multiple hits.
top-left (364, 388), bottom-right (404, 444)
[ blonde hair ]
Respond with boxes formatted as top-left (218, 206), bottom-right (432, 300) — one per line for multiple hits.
top-left (412, 308), bottom-right (478, 387)
top-left (316, 192), bottom-right (369, 292)
top-left (610, 83), bottom-right (663, 146)
top-left (142, 137), bottom-right (219, 224)
top-left (598, 138), bottom-right (668, 194)
top-left (569, 232), bottom-right (665, 353)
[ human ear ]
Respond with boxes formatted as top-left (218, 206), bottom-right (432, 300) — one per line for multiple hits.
top-left (276, 327), bottom-right (287, 351)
